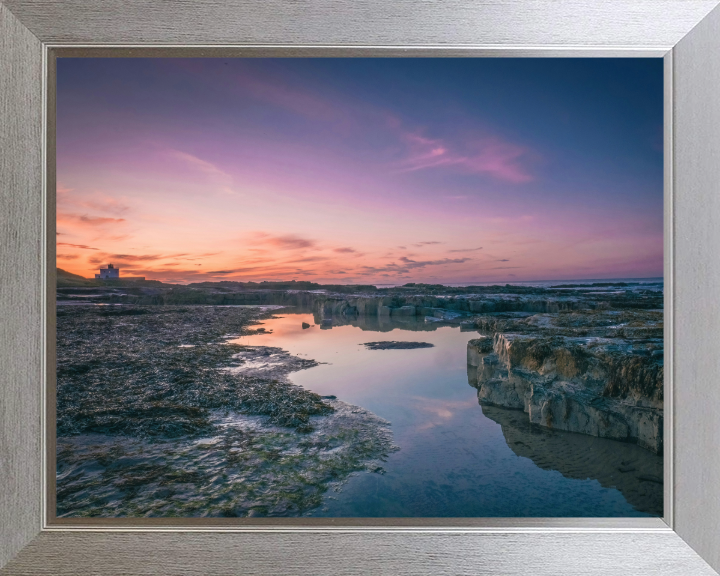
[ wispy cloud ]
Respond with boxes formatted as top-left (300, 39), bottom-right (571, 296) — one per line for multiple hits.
top-left (57, 212), bottom-right (127, 227)
top-left (448, 247), bottom-right (483, 253)
top-left (284, 255), bottom-right (329, 264)
top-left (251, 232), bottom-right (317, 251)
top-left (167, 149), bottom-right (235, 193)
top-left (179, 252), bottom-right (221, 261)
top-left (57, 242), bottom-right (99, 250)
top-left (358, 256), bottom-right (471, 276)
top-left (87, 252), bottom-right (190, 266)
top-left (398, 256), bottom-right (471, 269)
top-left (174, 60), bottom-right (537, 187)
top-left (233, 69), bottom-right (350, 125)
top-left (80, 215), bottom-right (124, 225)
top-left (174, 59), bottom-right (359, 131)
top-left (396, 131), bottom-right (535, 183)
top-left (100, 234), bottom-right (132, 243)
top-left (79, 196), bottom-right (131, 216)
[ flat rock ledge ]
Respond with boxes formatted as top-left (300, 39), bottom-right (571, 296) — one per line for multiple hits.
top-left (467, 310), bottom-right (663, 454)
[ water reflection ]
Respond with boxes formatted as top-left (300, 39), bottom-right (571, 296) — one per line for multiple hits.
top-left (478, 406), bottom-right (663, 516)
top-left (466, 348), bottom-right (663, 517)
top-left (237, 309), bottom-right (658, 517)
top-left (313, 309), bottom-right (443, 332)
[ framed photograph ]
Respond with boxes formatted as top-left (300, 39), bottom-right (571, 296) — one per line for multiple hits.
top-left (2, 1), bottom-right (720, 574)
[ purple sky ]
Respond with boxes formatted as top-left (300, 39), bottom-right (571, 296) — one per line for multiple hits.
top-left (56, 58), bottom-right (663, 284)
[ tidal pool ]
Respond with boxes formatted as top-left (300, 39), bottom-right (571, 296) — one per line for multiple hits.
top-left (234, 310), bottom-right (662, 517)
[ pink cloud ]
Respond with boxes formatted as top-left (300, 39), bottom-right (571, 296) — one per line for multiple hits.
top-left (239, 75), bottom-right (347, 125)
top-left (79, 196), bottom-right (131, 216)
top-left (166, 61), bottom-right (537, 186)
top-left (396, 131), bottom-right (535, 183)
top-left (448, 247), bottom-right (483, 253)
top-left (172, 60), bottom-right (356, 130)
top-left (250, 232), bottom-right (318, 251)
top-left (57, 188), bottom-right (132, 219)
top-left (57, 242), bottom-right (99, 250)
top-left (166, 149), bottom-right (235, 193)
top-left (57, 212), bottom-right (126, 227)
top-left (357, 256), bottom-right (472, 276)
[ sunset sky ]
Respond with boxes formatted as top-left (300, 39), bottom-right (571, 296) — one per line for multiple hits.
top-left (56, 58), bottom-right (663, 285)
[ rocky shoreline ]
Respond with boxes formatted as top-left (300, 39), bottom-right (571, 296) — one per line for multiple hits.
top-left (56, 304), bottom-right (397, 517)
top-left (56, 277), bottom-right (664, 517)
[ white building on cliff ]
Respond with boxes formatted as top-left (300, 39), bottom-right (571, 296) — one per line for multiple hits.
top-left (95, 264), bottom-right (120, 279)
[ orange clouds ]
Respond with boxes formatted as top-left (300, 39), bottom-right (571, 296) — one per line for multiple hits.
top-left (79, 197), bottom-right (130, 216)
top-left (254, 233), bottom-right (317, 251)
top-left (57, 242), bottom-right (99, 250)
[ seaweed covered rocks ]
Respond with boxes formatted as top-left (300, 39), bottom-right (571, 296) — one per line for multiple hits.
top-left (56, 305), bottom-right (397, 516)
top-left (56, 305), bottom-right (330, 436)
top-left (56, 400), bottom-right (397, 518)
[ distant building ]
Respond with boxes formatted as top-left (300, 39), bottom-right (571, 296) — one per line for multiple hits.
top-left (95, 263), bottom-right (120, 279)
top-left (94, 263), bottom-right (146, 281)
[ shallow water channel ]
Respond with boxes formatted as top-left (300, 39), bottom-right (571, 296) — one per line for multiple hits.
top-left (232, 310), bottom-right (661, 517)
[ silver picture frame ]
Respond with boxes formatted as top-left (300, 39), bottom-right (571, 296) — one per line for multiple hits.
top-left (1, 1), bottom-right (720, 573)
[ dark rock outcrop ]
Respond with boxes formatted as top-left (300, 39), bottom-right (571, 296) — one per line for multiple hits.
top-left (362, 341), bottom-right (434, 350)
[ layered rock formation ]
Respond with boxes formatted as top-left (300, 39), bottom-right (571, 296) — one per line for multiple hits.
top-left (467, 310), bottom-right (663, 453)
